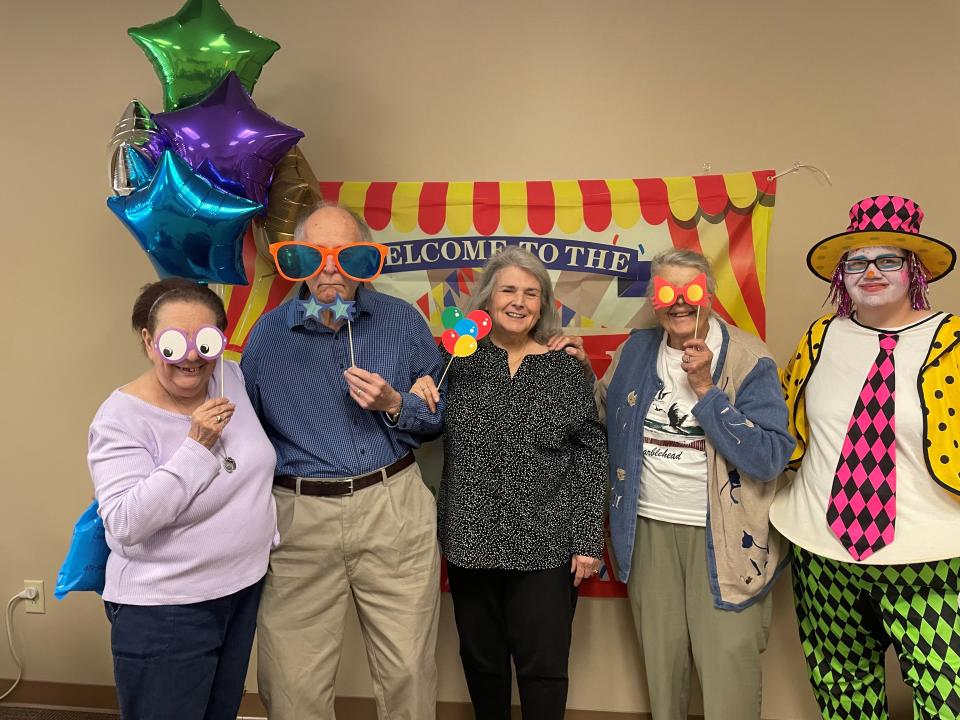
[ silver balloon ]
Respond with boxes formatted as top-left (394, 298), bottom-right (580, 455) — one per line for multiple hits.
top-left (108, 100), bottom-right (164, 196)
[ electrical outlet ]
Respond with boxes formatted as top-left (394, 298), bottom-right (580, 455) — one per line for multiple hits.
top-left (24, 580), bottom-right (45, 614)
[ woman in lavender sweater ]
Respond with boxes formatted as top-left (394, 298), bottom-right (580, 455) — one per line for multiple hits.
top-left (88, 278), bottom-right (278, 720)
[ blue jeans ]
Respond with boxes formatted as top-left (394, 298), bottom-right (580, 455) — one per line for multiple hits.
top-left (105, 578), bottom-right (264, 720)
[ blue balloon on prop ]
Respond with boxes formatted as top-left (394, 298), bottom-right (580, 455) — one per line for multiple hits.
top-left (124, 145), bottom-right (155, 190)
top-left (107, 150), bottom-right (262, 285)
top-left (454, 318), bottom-right (479, 337)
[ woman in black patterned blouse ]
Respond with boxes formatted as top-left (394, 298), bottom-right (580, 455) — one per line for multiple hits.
top-left (411, 246), bottom-right (607, 720)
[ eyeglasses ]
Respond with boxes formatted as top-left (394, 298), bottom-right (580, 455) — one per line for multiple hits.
top-left (153, 326), bottom-right (227, 364)
top-left (269, 241), bottom-right (389, 282)
top-left (842, 255), bottom-right (906, 274)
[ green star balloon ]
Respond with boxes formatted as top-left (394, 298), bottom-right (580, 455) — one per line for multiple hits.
top-left (128, 0), bottom-right (280, 110)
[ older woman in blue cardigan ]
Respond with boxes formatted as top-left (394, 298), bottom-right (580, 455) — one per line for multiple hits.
top-left (594, 249), bottom-right (794, 720)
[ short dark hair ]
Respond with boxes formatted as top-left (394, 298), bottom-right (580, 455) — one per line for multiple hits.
top-left (131, 278), bottom-right (228, 337)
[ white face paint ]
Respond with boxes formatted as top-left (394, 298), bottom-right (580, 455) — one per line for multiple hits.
top-left (842, 245), bottom-right (910, 312)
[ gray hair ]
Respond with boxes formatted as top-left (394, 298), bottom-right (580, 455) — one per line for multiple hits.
top-left (646, 248), bottom-right (717, 298)
top-left (292, 200), bottom-right (374, 243)
top-left (469, 246), bottom-right (560, 343)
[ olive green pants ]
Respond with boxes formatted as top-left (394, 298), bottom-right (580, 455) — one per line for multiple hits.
top-left (627, 517), bottom-right (773, 720)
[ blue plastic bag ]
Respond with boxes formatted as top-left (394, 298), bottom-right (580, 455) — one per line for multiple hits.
top-left (54, 500), bottom-right (110, 600)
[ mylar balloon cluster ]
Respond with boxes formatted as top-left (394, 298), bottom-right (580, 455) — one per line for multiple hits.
top-left (440, 307), bottom-right (493, 357)
top-left (108, 0), bottom-right (308, 287)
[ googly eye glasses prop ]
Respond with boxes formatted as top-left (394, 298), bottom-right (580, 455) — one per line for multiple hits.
top-left (153, 326), bottom-right (227, 364)
top-left (153, 325), bottom-right (229, 398)
top-left (270, 241), bottom-right (389, 283)
top-left (436, 307), bottom-right (493, 385)
top-left (651, 273), bottom-right (711, 340)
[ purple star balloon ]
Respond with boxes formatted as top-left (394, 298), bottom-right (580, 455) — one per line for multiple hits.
top-left (107, 150), bottom-right (262, 285)
top-left (152, 72), bottom-right (304, 207)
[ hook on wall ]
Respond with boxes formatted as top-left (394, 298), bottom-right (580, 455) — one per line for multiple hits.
top-left (768, 162), bottom-right (833, 186)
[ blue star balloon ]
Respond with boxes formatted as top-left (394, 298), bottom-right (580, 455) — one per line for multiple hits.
top-left (107, 150), bottom-right (262, 285)
top-left (152, 72), bottom-right (304, 207)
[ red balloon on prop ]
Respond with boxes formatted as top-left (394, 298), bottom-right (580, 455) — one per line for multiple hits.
top-left (468, 310), bottom-right (493, 339)
top-left (441, 329), bottom-right (459, 354)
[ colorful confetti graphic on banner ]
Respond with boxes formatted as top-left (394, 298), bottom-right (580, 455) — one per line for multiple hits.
top-left (218, 170), bottom-right (777, 596)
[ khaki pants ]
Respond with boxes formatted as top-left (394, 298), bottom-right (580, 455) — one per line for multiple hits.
top-left (627, 517), bottom-right (772, 720)
top-left (257, 463), bottom-right (440, 720)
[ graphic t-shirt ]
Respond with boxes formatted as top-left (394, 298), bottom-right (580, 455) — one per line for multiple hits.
top-left (638, 318), bottom-right (722, 526)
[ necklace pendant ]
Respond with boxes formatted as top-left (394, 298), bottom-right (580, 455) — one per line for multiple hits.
top-left (222, 456), bottom-right (237, 473)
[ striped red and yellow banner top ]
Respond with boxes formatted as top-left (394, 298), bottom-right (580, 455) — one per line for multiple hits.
top-left (221, 170), bottom-right (776, 359)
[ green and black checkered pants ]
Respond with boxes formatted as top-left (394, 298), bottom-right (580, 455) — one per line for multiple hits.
top-left (792, 545), bottom-right (960, 720)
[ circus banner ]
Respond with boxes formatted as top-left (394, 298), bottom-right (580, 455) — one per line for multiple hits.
top-left (219, 170), bottom-right (778, 597)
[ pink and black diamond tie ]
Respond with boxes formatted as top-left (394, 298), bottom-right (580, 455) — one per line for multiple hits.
top-left (826, 333), bottom-right (898, 561)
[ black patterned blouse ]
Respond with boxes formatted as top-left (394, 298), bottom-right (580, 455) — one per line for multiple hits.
top-left (437, 339), bottom-right (607, 571)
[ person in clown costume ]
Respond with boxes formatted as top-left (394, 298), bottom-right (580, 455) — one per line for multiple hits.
top-left (771, 195), bottom-right (960, 719)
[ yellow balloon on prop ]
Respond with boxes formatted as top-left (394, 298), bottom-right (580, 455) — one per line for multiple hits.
top-left (657, 286), bottom-right (675, 305)
top-left (453, 334), bottom-right (477, 357)
top-left (687, 284), bottom-right (703, 303)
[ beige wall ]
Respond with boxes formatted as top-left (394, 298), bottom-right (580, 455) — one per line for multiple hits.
top-left (3, 1), bottom-right (958, 717)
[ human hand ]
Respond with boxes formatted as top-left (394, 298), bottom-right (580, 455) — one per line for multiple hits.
top-left (344, 367), bottom-right (403, 413)
top-left (409, 375), bottom-right (441, 413)
top-left (546, 334), bottom-right (592, 371)
top-left (188, 398), bottom-right (235, 449)
top-left (681, 338), bottom-right (714, 398)
top-left (570, 554), bottom-right (601, 587)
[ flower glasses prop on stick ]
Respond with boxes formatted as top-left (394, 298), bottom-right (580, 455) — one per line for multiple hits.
top-left (652, 272), bottom-right (711, 340)
top-left (438, 307), bottom-right (493, 385)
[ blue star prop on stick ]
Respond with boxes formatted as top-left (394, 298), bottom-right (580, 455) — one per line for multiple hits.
top-left (299, 293), bottom-right (355, 321)
top-left (330, 294), bottom-right (357, 322)
top-left (299, 294), bottom-right (359, 366)
top-left (301, 296), bottom-right (324, 319)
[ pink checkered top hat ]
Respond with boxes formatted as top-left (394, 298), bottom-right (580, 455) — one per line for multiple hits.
top-left (807, 195), bottom-right (956, 282)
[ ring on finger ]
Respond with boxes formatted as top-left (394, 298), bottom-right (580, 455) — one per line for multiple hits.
top-left (216, 414), bottom-right (222, 423)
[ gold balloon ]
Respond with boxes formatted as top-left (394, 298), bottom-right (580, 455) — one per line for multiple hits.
top-left (252, 147), bottom-right (321, 260)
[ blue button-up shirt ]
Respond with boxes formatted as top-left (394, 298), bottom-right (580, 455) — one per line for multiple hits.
top-left (241, 287), bottom-right (446, 477)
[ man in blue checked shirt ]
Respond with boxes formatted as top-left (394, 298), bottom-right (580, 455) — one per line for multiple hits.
top-left (241, 203), bottom-right (446, 720)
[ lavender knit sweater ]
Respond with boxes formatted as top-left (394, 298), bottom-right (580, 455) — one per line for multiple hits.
top-left (88, 360), bottom-right (278, 605)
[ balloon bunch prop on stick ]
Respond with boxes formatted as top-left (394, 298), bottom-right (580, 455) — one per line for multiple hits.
top-left (152, 72), bottom-right (304, 207)
top-left (128, 0), bottom-right (280, 111)
top-left (438, 307), bottom-right (493, 385)
top-left (107, 151), bottom-right (262, 284)
top-left (301, 293), bottom-right (358, 364)
top-left (652, 272), bottom-right (711, 339)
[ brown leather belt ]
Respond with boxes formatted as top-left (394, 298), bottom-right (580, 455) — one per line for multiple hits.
top-left (274, 454), bottom-right (415, 497)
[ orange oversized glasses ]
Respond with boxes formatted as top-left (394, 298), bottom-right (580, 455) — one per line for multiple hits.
top-left (269, 241), bottom-right (389, 282)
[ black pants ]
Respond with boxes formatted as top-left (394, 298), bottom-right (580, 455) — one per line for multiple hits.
top-left (447, 562), bottom-right (579, 720)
